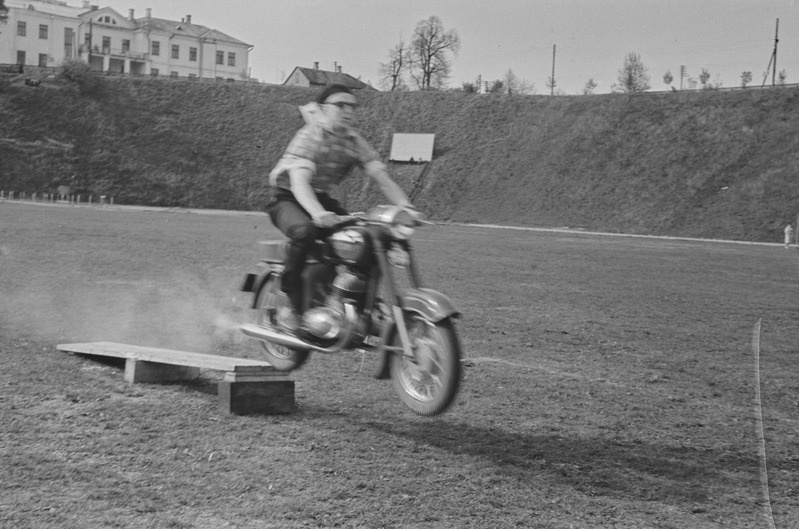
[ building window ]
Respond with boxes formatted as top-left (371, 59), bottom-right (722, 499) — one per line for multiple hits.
top-left (64, 28), bottom-right (74, 58)
top-left (39, 24), bottom-right (48, 40)
top-left (122, 40), bottom-right (130, 53)
top-left (38, 54), bottom-right (48, 67)
top-left (17, 51), bottom-right (25, 65)
top-left (150, 68), bottom-right (159, 76)
top-left (151, 41), bottom-right (160, 56)
top-left (171, 45), bottom-right (179, 59)
top-left (227, 52), bottom-right (236, 67)
top-left (102, 36), bottom-right (111, 53)
top-left (170, 71), bottom-right (178, 78)
top-left (216, 51), bottom-right (223, 65)
top-left (84, 34), bottom-right (91, 48)
top-left (17, 21), bottom-right (26, 37)
top-left (189, 47), bottom-right (197, 62)
top-left (188, 73), bottom-right (197, 79)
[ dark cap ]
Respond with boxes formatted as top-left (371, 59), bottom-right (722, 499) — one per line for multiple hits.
top-left (316, 84), bottom-right (354, 104)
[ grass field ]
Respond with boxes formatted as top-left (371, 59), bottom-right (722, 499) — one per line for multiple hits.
top-left (1, 202), bottom-right (797, 528)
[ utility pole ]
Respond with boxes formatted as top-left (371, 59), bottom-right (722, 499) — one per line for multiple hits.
top-left (762, 18), bottom-right (779, 86)
top-left (550, 44), bottom-right (556, 95)
top-left (679, 65), bottom-right (686, 90)
top-left (772, 18), bottom-right (779, 85)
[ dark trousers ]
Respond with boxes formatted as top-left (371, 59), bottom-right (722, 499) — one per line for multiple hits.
top-left (265, 187), bottom-right (348, 313)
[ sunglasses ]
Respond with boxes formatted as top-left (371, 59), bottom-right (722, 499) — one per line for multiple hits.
top-left (327, 101), bottom-right (358, 110)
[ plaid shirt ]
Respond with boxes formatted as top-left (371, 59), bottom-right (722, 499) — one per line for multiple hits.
top-left (270, 124), bottom-right (380, 193)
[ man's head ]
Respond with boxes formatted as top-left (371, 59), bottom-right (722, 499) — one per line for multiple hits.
top-left (317, 84), bottom-right (358, 129)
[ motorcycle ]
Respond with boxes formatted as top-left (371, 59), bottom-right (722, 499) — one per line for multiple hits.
top-left (239, 205), bottom-right (462, 416)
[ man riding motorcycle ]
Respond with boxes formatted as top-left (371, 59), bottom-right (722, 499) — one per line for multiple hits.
top-left (265, 84), bottom-right (417, 334)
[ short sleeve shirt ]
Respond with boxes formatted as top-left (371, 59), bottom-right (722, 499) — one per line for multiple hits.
top-left (270, 124), bottom-right (380, 193)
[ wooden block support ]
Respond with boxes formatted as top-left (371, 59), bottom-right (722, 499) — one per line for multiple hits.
top-left (218, 379), bottom-right (295, 415)
top-left (57, 341), bottom-right (296, 415)
top-left (124, 359), bottom-right (201, 384)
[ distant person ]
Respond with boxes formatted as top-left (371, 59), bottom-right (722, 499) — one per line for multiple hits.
top-left (785, 224), bottom-right (794, 249)
top-left (265, 84), bottom-right (417, 333)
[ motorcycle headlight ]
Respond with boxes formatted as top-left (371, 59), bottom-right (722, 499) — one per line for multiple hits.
top-left (389, 209), bottom-right (416, 240)
top-left (368, 206), bottom-right (417, 240)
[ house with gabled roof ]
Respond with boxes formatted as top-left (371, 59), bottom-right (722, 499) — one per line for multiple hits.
top-left (283, 62), bottom-right (374, 91)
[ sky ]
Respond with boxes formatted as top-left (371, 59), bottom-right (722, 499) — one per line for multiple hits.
top-left (97, 0), bottom-right (799, 94)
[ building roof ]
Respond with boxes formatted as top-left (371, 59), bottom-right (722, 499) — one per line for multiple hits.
top-left (135, 16), bottom-right (252, 47)
top-left (6, 0), bottom-right (86, 17)
top-left (287, 67), bottom-right (374, 90)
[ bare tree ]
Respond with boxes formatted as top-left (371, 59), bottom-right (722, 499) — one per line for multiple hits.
top-left (378, 40), bottom-right (410, 91)
top-left (583, 78), bottom-right (597, 95)
top-left (545, 76), bottom-right (557, 94)
top-left (740, 71), bottom-right (753, 88)
top-left (663, 70), bottom-right (673, 87)
top-left (0, 0), bottom-right (8, 24)
top-left (613, 52), bottom-right (650, 93)
top-left (500, 69), bottom-right (535, 95)
top-left (778, 69), bottom-right (787, 85)
top-left (409, 16), bottom-right (460, 90)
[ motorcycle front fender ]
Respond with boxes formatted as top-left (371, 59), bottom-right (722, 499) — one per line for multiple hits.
top-left (401, 288), bottom-right (461, 322)
top-left (372, 288), bottom-right (460, 379)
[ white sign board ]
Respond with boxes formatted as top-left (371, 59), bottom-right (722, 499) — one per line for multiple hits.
top-left (389, 133), bottom-right (435, 162)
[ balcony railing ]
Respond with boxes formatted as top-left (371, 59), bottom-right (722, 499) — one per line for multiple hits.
top-left (80, 45), bottom-right (148, 60)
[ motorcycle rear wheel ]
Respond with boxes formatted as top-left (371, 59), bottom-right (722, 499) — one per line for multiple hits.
top-left (390, 316), bottom-right (461, 416)
top-left (255, 276), bottom-right (310, 371)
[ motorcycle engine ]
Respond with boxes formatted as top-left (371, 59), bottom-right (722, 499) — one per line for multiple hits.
top-left (302, 271), bottom-right (367, 340)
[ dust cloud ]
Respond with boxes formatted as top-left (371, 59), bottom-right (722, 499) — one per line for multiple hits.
top-left (0, 269), bottom-right (251, 354)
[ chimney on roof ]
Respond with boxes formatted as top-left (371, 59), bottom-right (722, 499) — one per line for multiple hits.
top-left (337, 65), bottom-right (342, 73)
top-left (333, 61), bottom-right (337, 72)
top-left (185, 14), bottom-right (191, 24)
top-left (146, 8), bottom-right (151, 20)
top-left (313, 61), bottom-right (319, 70)
top-left (129, 9), bottom-right (134, 21)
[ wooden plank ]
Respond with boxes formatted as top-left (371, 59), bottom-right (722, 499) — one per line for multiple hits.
top-left (57, 341), bottom-right (274, 373)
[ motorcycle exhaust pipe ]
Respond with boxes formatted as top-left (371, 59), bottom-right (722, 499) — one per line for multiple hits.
top-left (239, 323), bottom-right (314, 351)
top-left (239, 322), bottom-right (355, 354)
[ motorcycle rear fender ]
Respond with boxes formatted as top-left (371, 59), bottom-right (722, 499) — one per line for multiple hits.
top-left (240, 261), bottom-right (276, 308)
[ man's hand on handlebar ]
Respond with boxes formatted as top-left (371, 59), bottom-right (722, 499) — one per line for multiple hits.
top-left (313, 211), bottom-right (354, 228)
top-left (405, 205), bottom-right (426, 223)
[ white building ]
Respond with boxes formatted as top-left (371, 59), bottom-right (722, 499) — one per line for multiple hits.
top-left (0, 0), bottom-right (252, 80)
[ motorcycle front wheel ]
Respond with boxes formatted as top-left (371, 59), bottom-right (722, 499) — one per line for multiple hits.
top-left (390, 315), bottom-right (462, 416)
top-left (255, 275), bottom-right (310, 371)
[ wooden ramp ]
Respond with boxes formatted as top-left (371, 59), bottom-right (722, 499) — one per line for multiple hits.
top-left (57, 341), bottom-right (294, 415)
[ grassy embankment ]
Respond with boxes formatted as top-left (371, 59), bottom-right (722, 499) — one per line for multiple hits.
top-left (1, 75), bottom-right (798, 242)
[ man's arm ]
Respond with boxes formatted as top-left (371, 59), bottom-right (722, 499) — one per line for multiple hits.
top-left (288, 166), bottom-right (328, 220)
top-left (364, 160), bottom-right (413, 207)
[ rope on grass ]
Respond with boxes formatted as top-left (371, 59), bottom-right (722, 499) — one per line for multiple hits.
top-left (752, 319), bottom-right (777, 529)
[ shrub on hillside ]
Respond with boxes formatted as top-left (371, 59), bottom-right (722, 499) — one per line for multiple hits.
top-left (58, 60), bottom-right (103, 96)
